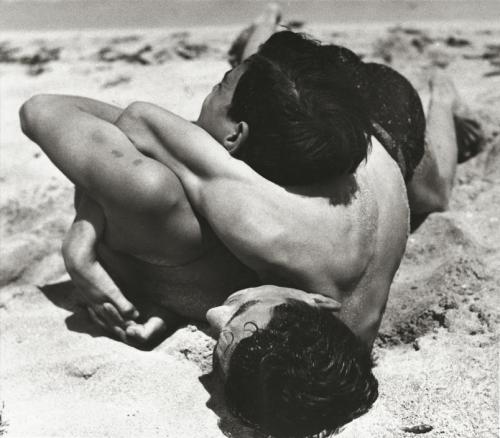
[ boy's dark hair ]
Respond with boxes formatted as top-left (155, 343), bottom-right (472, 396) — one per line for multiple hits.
top-left (228, 31), bottom-right (372, 186)
top-left (224, 300), bottom-right (379, 437)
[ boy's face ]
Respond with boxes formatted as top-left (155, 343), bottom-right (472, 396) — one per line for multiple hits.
top-left (197, 63), bottom-right (247, 146)
top-left (207, 287), bottom-right (341, 378)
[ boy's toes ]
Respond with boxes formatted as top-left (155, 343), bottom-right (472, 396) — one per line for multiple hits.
top-left (454, 115), bottom-right (485, 163)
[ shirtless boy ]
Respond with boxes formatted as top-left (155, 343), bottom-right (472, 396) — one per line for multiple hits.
top-left (20, 10), bottom-right (480, 437)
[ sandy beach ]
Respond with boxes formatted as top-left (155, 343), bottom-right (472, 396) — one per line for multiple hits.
top-left (0, 19), bottom-right (499, 437)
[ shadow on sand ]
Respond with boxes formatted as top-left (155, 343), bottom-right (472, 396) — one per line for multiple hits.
top-left (40, 281), bottom-right (261, 436)
top-left (199, 371), bottom-right (265, 438)
top-left (40, 280), bottom-right (186, 350)
top-left (40, 280), bottom-right (118, 341)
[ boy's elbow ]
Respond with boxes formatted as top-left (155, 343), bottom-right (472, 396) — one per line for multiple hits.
top-left (19, 94), bottom-right (54, 138)
top-left (125, 101), bottom-right (149, 113)
top-left (19, 96), bottom-right (39, 137)
top-left (120, 101), bottom-right (150, 123)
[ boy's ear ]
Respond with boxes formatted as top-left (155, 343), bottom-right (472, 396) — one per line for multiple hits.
top-left (223, 121), bottom-right (249, 155)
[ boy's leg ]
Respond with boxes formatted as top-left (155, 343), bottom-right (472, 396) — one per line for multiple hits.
top-left (361, 64), bottom-right (483, 229)
top-left (407, 71), bottom-right (458, 215)
top-left (228, 3), bottom-right (281, 66)
top-left (407, 70), bottom-right (483, 223)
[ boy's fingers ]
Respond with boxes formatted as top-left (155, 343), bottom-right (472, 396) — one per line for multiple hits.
top-left (90, 305), bottom-right (127, 342)
top-left (113, 326), bottom-right (127, 343)
top-left (126, 316), bottom-right (166, 343)
top-left (94, 304), bottom-right (116, 329)
top-left (102, 303), bottom-right (134, 342)
top-left (88, 306), bottom-right (108, 331)
top-left (312, 294), bottom-right (342, 310)
top-left (103, 302), bottom-right (125, 326)
top-left (105, 291), bottom-right (139, 320)
top-left (77, 286), bottom-right (139, 321)
top-left (323, 301), bottom-right (342, 311)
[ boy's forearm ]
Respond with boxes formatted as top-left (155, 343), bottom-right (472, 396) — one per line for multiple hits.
top-left (21, 94), bottom-right (122, 125)
top-left (115, 102), bottom-right (234, 204)
top-left (20, 94), bottom-right (122, 151)
top-left (21, 94), bottom-right (184, 212)
top-left (115, 102), bottom-right (205, 172)
top-left (20, 95), bottom-right (120, 190)
top-left (71, 95), bottom-right (123, 122)
top-left (63, 195), bottom-right (138, 325)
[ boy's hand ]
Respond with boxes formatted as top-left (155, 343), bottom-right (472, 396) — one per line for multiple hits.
top-left (125, 304), bottom-right (184, 347)
top-left (63, 193), bottom-right (140, 340)
top-left (87, 303), bottom-right (135, 343)
top-left (85, 293), bottom-right (182, 348)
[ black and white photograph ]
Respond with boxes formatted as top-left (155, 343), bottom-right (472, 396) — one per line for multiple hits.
top-left (0, 1), bottom-right (499, 437)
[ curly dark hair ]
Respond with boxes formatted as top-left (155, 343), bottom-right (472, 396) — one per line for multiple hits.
top-left (224, 300), bottom-right (378, 438)
top-left (228, 31), bottom-right (372, 186)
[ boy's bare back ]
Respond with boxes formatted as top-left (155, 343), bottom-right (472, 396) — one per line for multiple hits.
top-left (197, 136), bottom-right (409, 346)
top-left (92, 102), bottom-right (409, 347)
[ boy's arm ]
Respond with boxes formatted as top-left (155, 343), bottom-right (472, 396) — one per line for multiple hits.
top-left (20, 94), bottom-right (183, 211)
top-left (116, 102), bottom-right (299, 277)
top-left (36, 94), bottom-right (123, 123)
top-left (63, 194), bottom-right (138, 341)
top-left (20, 94), bottom-right (185, 344)
top-left (64, 194), bottom-right (182, 346)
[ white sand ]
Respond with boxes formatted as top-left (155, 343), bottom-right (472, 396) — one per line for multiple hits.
top-left (0, 23), bottom-right (499, 437)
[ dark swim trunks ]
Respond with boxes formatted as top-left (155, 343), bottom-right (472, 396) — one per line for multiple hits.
top-left (361, 62), bottom-right (426, 182)
top-left (322, 44), bottom-right (426, 182)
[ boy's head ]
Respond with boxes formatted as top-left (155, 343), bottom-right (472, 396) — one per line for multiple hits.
top-left (206, 286), bottom-right (379, 437)
top-left (197, 31), bottom-right (371, 185)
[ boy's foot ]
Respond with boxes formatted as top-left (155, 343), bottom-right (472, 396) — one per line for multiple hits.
top-left (228, 3), bottom-right (282, 67)
top-left (429, 70), bottom-right (485, 163)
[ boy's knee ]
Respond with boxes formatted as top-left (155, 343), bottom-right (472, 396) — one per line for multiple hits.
top-left (408, 170), bottom-right (452, 214)
top-left (427, 176), bottom-right (452, 212)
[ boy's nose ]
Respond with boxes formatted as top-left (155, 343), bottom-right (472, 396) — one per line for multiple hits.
top-left (206, 305), bottom-right (233, 333)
